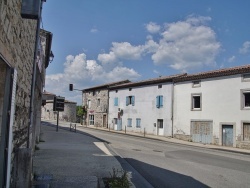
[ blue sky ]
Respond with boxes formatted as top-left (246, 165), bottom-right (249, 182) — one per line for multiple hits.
top-left (42, 0), bottom-right (250, 104)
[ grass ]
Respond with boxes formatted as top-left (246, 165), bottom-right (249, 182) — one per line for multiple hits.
top-left (103, 168), bottom-right (131, 188)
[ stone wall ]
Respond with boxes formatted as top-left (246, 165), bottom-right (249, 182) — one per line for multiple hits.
top-left (0, 0), bottom-right (38, 187)
top-left (42, 101), bottom-right (77, 123)
top-left (83, 89), bottom-right (108, 127)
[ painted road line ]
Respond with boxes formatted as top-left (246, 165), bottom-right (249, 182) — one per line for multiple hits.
top-left (94, 142), bottom-right (113, 156)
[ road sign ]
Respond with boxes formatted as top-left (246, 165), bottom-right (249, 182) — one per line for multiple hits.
top-left (53, 96), bottom-right (65, 111)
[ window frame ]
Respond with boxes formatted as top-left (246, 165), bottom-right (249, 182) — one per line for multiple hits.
top-left (89, 115), bottom-right (94, 125)
top-left (97, 98), bottom-right (100, 106)
top-left (241, 89), bottom-right (250, 110)
top-left (126, 96), bottom-right (135, 106)
top-left (192, 80), bottom-right (201, 88)
top-left (87, 100), bottom-right (91, 108)
top-left (191, 93), bottom-right (202, 111)
top-left (127, 118), bottom-right (132, 127)
top-left (156, 95), bottom-right (163, 108)
top-left (136, 118), bottom-right (141, 128)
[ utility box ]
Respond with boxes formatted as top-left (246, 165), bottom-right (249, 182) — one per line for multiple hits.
top-left (21, 0), bottom-right (41, 20)
top-left (53, 96), bottom-right (65, 112)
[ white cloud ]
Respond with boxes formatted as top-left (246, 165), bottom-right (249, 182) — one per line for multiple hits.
top-left (239, 41), bottom-right (250, 54)
top-left (90, 28), bottom-right (98, 33)
top-left (228, 56), bottom-right (236, 63)
top-left (45, 53), bottom-right (140, 104)
top-left (151, 16), bottom-right (220, 70)
top-left (146, 22), bottom-right (161, 34)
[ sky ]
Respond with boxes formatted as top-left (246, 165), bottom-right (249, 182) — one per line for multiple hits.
top-left (42, 0), bottom-right (250, 105)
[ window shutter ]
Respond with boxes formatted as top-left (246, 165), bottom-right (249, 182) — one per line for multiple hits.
top-left (132, 96), bottom-right (135, 106)
top-left (126, 96), bottom-right (129, 106)
top-left (156, 96), bottom-right (159, 108)
top-left (160, 95), bottom-right (163, 107)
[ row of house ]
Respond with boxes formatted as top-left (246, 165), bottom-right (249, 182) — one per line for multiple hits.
top-left (0, 1), bottom-right (53, 187)
top-left (82, 65), bottom-right (250, 149)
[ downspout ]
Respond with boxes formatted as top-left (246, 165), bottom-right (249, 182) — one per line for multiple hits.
top-left (171, 81), bottom-right (174, 138)
top-left (27, 1), bottom-right (44, 148)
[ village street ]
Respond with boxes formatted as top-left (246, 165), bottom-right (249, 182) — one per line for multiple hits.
top-left (36, 120), bottom-right (250, 188)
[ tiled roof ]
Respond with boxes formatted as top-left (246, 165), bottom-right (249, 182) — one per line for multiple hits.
top-left (43, 91), bottom-right (56, 96)
top-left (109, 73), bottom-right (187, 90)
top-left (173, 64), bottom-right (250, 82)
top-left (83, 80), bottom-right (131, 91)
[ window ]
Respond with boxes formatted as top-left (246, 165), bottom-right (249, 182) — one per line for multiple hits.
top-left (97, 99), bottom-right (100, 106)
top-left (113, 118), bottom-right (118, 124)
top-left (242, 74), bottom-right (250, 82)
top-left (93, 90), bottom-right (96, 96)
top-left (126, 96), bottom-right (135, 106)
top-left (114, 97), bottom-right (118, 106)
top-left (116, 90), bottom-right (118, 93)
top-left (87, 100), bottom-right (91, 108)
top-left (191, 94), bottom-right (201, 110)
top-left (158, 84), bottom-right (162, 89)
top-left (157, 119), bottom-right (163, 129)
top-left (156, 95), bottom-right (163, 108)
top-left (192, 80), bottom-right (201, 87)
top-left (89, 115), bottom-right (94, 125)
top-left (243, 123), bottom-right (250, 141)
top-left (129, 88), bottom-right (132, 91)
top-left (136, 118), bottom-right (141, 128)
top-left (241, 90), bottom-right (250, 109)
top-left (127, 118), bottom-right (132, 127)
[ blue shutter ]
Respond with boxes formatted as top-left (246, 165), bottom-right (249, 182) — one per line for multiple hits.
top-left (114, 98), bottom-right (116, 106)
top-left (160, 95), bottom-right (163, 107)
top-left (132, 96), bottom-right (135, 106)
top-left (156, 96), bottom-right (159, 108)
top-left (126, 96), bottom-right (129, 106)
top-left (114, 97), bottom-right (118, 106)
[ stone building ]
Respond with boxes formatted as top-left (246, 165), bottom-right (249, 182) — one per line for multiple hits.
top-left (82, 80), bottom-right (130, 127)
top-left (0, 1), bottom-right (52, 187)
top-left (41, 91), bottom-right (77, 123)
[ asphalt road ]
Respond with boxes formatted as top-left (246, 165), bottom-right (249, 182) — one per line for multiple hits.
top-left (80, 127), bottom-right (250, 188)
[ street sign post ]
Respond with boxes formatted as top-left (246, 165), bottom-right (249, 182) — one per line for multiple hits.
top-left (53, 96), bottom-right (65, 131)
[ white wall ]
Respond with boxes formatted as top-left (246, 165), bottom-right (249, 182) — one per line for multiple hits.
top-left (108, 83), bottom-right (173, 136)
top-left (174, 74), bottom-right (250, 145)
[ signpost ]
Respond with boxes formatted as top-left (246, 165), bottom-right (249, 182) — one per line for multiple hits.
top-left (53, 96), bottom-right (65, 131)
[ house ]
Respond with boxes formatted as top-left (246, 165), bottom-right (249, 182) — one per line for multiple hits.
top-left (108, 74), bottom-right (185, 136)
top-left (173, 65), bottom-right (250, 149)
top-left (0, 1), bottom-right (52, 187)
top-left (82, 80), bottom-right (130, 127)
top-left (41, 91), bottom-right (77, 123)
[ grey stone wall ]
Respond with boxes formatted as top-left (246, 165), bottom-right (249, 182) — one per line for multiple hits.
top-left (83, 89), bottom-right (108, 127)
top-left (0, 0), bottom-right (38, 186)
top-left (42, 101), bottom-right (77, 123)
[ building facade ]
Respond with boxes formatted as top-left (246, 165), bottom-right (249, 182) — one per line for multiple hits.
top-left (108, 75), bottom-right (185, 136)
top-left (82, 80), bottom-right (130, 127)
top-left (173, 65), bottom-right (250, 149)
top-left (0, 1), bottom-right (52, 187)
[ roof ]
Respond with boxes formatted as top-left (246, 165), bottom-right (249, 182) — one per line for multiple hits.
top-left (174, 64), bottom-right (250, 82)
top-left (109, 73), bottom-right (187, 90)
top-left (83, 80), bottom-right (131, 91)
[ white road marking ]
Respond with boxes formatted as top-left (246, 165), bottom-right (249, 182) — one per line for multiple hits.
top-left (93, 142), bottom-right (113, 156)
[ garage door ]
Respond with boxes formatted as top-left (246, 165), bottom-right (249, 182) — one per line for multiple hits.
top-left (191, 121), bottom-right (213, 144)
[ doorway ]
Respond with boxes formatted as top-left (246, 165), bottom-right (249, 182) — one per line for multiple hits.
top-left (103, 114), bottom-right (107, 128)
top-left (222, 125), bottom-right (233, 147)
top-left (157, 119), bottom-right (164, 136)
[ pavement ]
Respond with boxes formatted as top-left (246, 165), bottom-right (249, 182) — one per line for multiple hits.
top-left (33, 119), bottom-right (250, 188)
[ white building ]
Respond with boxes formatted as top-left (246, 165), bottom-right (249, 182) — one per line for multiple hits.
top-left (108, 74), bottom-right (185, 136)
top-left (173, 65), bottom-right (250, 149)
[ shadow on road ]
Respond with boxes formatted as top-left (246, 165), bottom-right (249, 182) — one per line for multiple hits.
top-left (123, 158), bottom-right (209, 188)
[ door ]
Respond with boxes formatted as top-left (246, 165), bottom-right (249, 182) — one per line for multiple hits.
top-left (191, 121), bottom-right (212, 144)
top-left (0, 64), bottom-right (16, 188)
top-left (117, 118), bottom-right (122, 131)
top-left (103, 114), bottom-right (107, 128)
top-left (222, 125), bottom-right (233, 147)
top-left (243, 123), bottom-right (250, 141)
top-left (157, 119), bottom-right (164, 136)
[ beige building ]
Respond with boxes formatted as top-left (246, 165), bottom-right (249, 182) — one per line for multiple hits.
top-left (82, 80), bottom-right (130, 127)
top-left (0, 1), bottom-right (52, 187)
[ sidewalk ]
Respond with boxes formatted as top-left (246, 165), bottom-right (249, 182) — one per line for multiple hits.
top-left (32, 121), bottom-right (124, 188)
top-left (49, 119), bottom-right (250, 155)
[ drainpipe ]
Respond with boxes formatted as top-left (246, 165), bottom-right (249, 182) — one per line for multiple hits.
top-left (171, 81), bottom-right (174, 138)
top-left (27, 1), bottom-right (44, 148)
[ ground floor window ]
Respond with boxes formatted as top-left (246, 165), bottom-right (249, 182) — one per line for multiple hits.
top-left (243, 123), bottom-right (250, 141)
top-left (89, 115), bottom-right (94, 125)
top-left (127, 118), bottom-right (132, 127)
top-left (136, 118), bottom-right (141, 128)
top-left (157, 119), bottom-right (163, 128)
